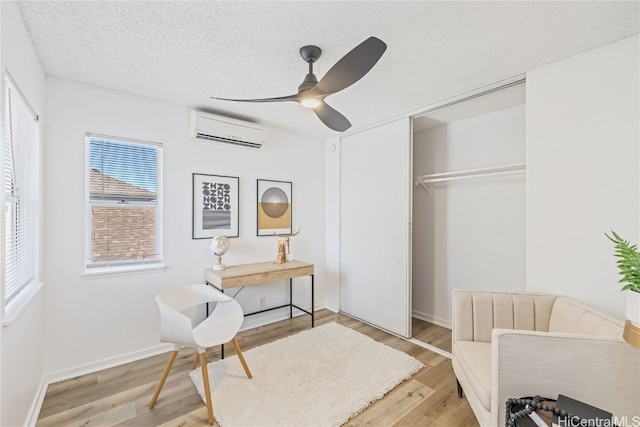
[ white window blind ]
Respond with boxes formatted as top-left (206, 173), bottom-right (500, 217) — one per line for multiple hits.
top-left (86, 135), bottom-right (162, 270)
top-left (3, 76), bottom-right (38, 304)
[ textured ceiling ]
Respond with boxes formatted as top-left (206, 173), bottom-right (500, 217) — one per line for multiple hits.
top-left (16, 1), bottom-right (640, 138)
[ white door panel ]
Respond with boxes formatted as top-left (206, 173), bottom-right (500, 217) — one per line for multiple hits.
top-left (340, 118), bottom-right (412, 337)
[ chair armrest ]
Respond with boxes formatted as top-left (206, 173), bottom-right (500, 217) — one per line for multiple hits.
top-left (491, 329), bottom-right (640, 426)
top-left (158, 305), bottom-right (198, 347)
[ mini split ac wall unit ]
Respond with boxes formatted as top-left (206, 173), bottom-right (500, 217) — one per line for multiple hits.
top-left (189, 110), bottom-right (267, 149)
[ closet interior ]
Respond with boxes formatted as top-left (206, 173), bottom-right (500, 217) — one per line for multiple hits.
top-left (411, 82), bottom-right (526, 352)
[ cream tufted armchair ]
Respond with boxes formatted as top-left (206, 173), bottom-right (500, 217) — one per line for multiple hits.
top-left (452, 289), bottom-right (640, 427)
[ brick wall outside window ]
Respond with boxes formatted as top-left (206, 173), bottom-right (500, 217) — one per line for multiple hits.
top-left (89, 169), bottom-right (158, 265)
top-left (91, 207), bottom-right (157, 263)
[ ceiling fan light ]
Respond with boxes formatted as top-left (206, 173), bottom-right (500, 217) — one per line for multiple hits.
top-left (300, 97), bottom-right (321, 109)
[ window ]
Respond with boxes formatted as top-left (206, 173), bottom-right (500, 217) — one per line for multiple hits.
top-left (85, 134), bottom-right (162, 271)
top-left (3, 75), bottom-right (39, 306)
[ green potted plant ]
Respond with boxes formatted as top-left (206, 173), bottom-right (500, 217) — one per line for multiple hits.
top-left (605, 230), bottom-right (640, 328)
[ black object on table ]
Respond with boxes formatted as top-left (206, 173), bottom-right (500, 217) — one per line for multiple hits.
top-left (505, 394), bottom-right (613, 427)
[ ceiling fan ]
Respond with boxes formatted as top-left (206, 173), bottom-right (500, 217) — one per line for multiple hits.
top-left (211, 36), bottom-right (387, 132)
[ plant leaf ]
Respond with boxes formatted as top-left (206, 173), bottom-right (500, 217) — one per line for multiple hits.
top-left (605, 230), bottom-right (640, 292)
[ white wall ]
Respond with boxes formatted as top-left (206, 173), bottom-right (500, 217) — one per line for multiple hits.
top-left (526, 35), bottom-right (639, 317)
top-left (412, 105), bottom-right (526, 326)
top-left (0, 2), bottom-right (47, 426)
top-left (43, 77), bottom-right (326, 380)
top-left (324, 136), bottom-right (340, 312)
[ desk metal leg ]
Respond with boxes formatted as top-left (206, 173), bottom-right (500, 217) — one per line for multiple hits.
top-left (289, 279), bottom-right (293, 319)
top-left (208, 272), bottom-right (314, 349)
top-left (221, 288), bottom-right (225, 359)
top-left (203, 283), bottom-right (226, 359)
top-left (289, 275), bottom-right (314, 327)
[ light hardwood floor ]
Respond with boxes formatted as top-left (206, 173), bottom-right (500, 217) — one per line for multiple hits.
top-left (37, 310), bottom-right (479, 427)
top-left (412, 317), bottom-right (452, 354)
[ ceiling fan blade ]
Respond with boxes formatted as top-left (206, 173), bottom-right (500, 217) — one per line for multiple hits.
top-left (313, 101), bottom-right (351, 132)
top-left (211, 93), bottom-right (301, 103)
top-left (309, 37), bottom-right (387, 96)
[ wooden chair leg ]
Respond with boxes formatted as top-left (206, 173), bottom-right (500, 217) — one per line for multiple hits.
top-left (456, 378), bottom-right (464, 398)
top-left (149, 350), bottom-right (178, 408)
top-left (191, 351), bottom-right (199, 370)
top-left (199, 352), bottom-right (214, 425)
top-left (231, 338), bottom-right (252, 379)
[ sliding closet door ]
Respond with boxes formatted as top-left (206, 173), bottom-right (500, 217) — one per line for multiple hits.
top-left (340, 118), bottom-right (412, 337)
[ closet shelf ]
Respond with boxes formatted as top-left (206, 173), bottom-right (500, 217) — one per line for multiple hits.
top-left (414, 163), bottom-right (526, 194)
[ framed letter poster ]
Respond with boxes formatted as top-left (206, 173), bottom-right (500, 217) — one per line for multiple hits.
top-left (192, 173), bottom-right (239, 239)
top-left (257, 179), bottom-right (292, 236)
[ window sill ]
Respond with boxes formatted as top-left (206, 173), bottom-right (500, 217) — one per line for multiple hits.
top-left (82, 264), bottom-right (166, 279)
top-left (3, 281), bottom-right (44, 327)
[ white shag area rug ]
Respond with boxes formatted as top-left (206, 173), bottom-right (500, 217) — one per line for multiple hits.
top-left (189, 322), bottom-right (424, 427)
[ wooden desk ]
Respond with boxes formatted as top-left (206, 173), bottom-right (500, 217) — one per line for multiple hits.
top-left (205, 260), bottom-right (315, 327)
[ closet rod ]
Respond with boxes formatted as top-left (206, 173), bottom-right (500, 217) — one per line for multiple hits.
top-left (417, 168), bottom-right (525, 184)
top-left (414, 162), bottom-right (525, 182)
top-left (414, 163), bottom-right (525, 193)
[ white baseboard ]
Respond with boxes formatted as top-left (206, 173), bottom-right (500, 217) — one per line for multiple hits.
top-left (46, 305), bottom-right (326, 382)
top-left (240, 309), bottom-right (305, 331)
top-left (45, 343), bottom-right (172, 385)
top-left (28, 343), bottom-right (171, 426)
top-left (240, 303), bottom-right (325, 331)
top-left (26, 376), bottom-right (48, 427)
top-left (28, 303), bottom-right (327, 424)
top-left (411, 309), bottom-right (451, 329)
top-left (324, 302), bottom-right (339, 313)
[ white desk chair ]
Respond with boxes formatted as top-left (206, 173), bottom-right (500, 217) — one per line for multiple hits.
top-left (149, 284), bottom-right (252, 424)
